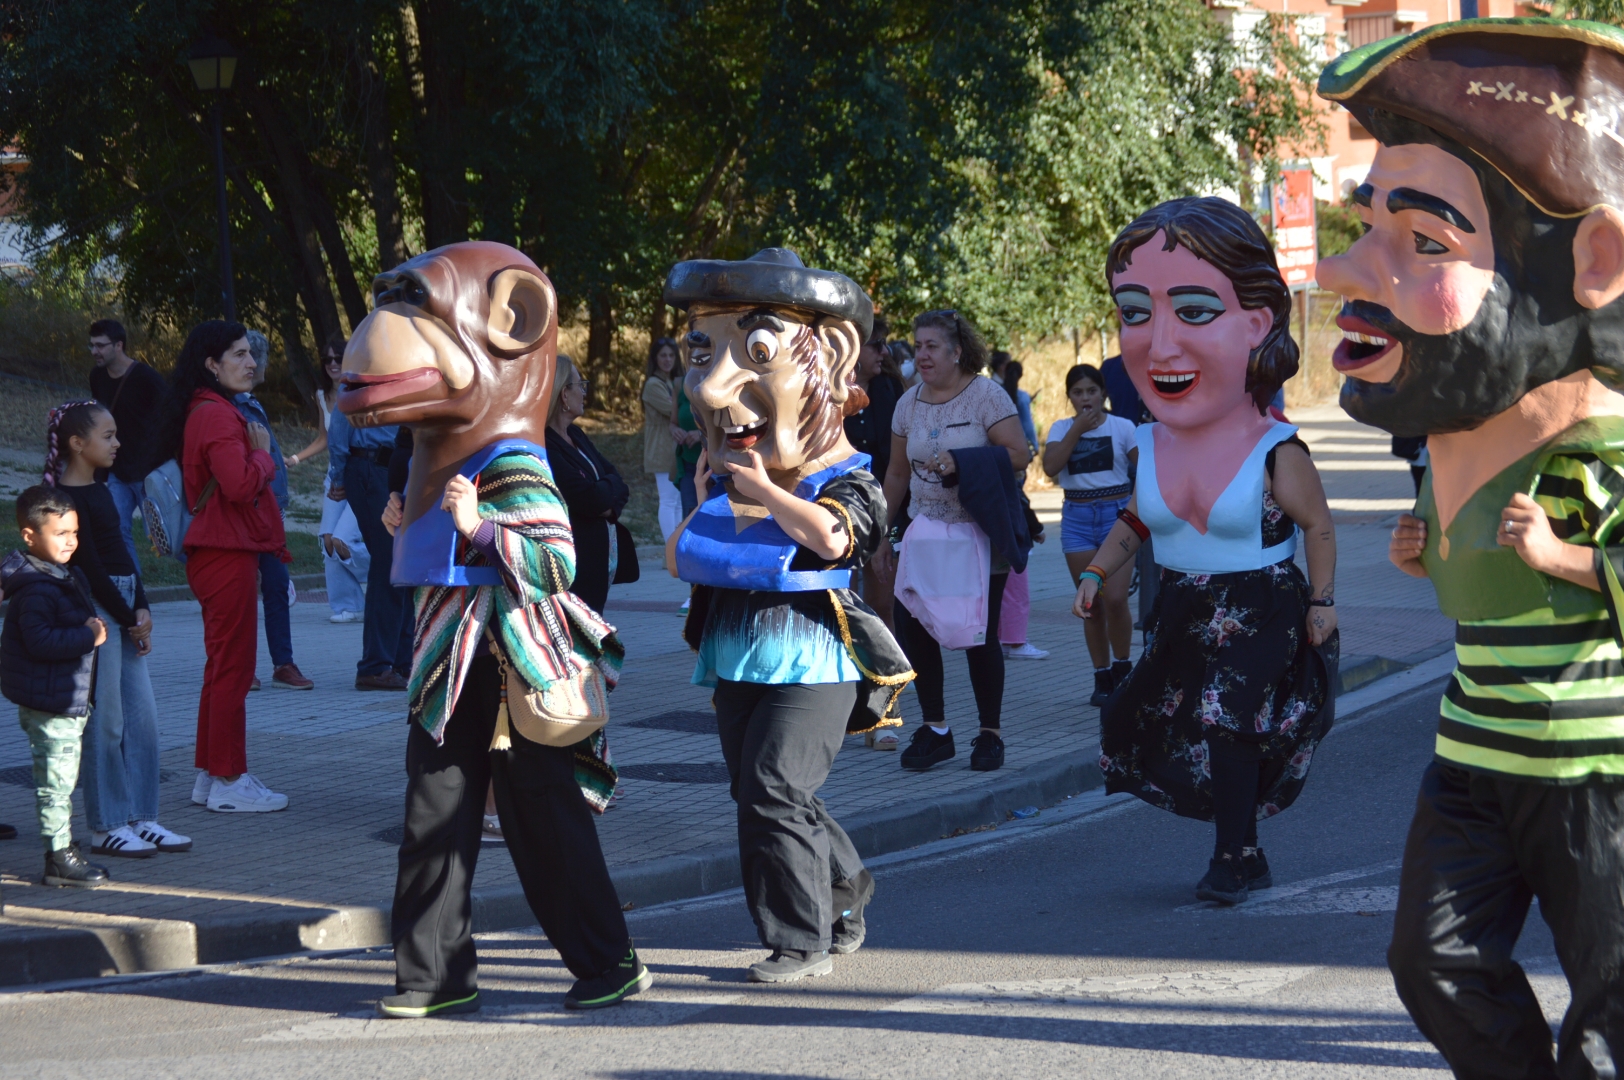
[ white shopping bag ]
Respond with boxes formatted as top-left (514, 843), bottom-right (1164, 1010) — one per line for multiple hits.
top-left (894, 516), bottom-right (993, 650)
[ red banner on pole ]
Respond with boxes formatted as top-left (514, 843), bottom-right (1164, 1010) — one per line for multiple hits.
top-left (1273, 165), bottom-right (1317, 289)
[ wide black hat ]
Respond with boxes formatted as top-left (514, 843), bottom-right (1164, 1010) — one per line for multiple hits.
top-left (1319, 17), bottom-right (1624, 218)
top-left (663, 247), bottom-right (874, 339)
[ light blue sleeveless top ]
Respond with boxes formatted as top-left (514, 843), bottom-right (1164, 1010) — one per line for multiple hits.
top-left (1135, 422), bottom-right (1298, 574)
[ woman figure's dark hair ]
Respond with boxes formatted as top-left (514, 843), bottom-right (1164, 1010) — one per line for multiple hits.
top-left (1106, 196), bottom-right (1298, 414)
top-left (317, 334), bottom-right (346, 394)
top-left (42, 400), bottom-right (110, 485)
top-left (646, 336), bottom-right (682, 380)
top-left (1065, 363), bottom-right (1107, 396)
top-left (157, 320), bottom-right (248, 465)
top-left (912, 310), bottom-right (990, 375)
top-left (1001, 359), bottom-right (1024, 404)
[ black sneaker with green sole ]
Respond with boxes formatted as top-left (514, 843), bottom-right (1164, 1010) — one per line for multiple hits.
top-left (565, 949), bottom-right (653, 1010)
top-left (376, 989), bottom-right (481, 1019)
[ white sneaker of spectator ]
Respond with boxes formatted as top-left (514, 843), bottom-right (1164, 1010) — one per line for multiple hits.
top-left (1003, 642), bottom-right (1050, 660)
top-left (191, 769), bottom-right (212, 806)
top-left (91, 824), bottom-right (157, 858)
top-left (329, 609), bottom-right (362, 624)
top-left (207, 774), bottom-right (290, 813)
top-left (133, 820), bottom-right (193, 852)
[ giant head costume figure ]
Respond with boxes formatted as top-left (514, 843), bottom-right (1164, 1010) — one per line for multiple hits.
top-left (336, 241), bottom-right (558, 532)
top-left (663, 248), bottom-right (873, 485)
top-left (1318, 19), bottom-right (1624, 450)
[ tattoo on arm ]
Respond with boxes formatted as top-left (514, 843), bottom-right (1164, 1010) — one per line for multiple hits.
top-left (1317, 580), bottom-right (1334, 600)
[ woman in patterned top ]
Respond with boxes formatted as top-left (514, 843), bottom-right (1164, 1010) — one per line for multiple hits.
top-left (1073, 198), bottom-right (1338, 907)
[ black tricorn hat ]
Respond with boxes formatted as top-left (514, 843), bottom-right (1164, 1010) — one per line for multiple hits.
top-left (1319, 17), bottom-right (1624, 218)
top-left (663, 247), bottom-right (874, 339)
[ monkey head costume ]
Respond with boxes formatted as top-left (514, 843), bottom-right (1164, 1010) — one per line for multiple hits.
top-left (662, 247), bottom-right (912, 982)
top-left (338, 241), bottom-right (648, 1017)
top-left (1317, 19), bottom-right (1624, 1075)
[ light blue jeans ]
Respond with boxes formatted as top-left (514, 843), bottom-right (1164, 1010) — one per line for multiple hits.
top-left (104, 474), bottom-right (147, 567)
top-left (81, 574), bottom-right (160, 831)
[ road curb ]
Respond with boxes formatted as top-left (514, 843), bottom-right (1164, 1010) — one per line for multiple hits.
top-left (0, 749), bottom-right (1104, 986)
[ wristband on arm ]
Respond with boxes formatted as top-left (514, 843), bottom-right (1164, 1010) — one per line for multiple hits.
top-left (1117, 507), bottom-right (1150, 542)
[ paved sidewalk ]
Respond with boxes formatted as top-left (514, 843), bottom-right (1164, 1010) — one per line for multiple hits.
top-left (0, 402), bottom-right (1450, 983)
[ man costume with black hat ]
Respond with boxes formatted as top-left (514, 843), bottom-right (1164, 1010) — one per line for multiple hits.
top-left (663, 248), bottom-right (914, 983)
top-left (1319, 18), bottom-right (1624, 1075)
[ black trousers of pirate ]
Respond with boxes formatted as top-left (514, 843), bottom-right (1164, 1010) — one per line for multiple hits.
top-left (714, 679), bottom-right (868, 953)
top-left (391, 654), bottom-right (632, 995)
top-left (1389, 761), bottom-right (1624, 1080)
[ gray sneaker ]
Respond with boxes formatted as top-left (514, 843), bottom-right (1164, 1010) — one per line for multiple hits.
top-left (748, 949), bottom-right (833, 983)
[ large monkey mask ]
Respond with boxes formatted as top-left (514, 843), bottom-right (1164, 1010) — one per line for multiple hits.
top-left (664, 248), bottom-right (874, 482)
top-left (336, 241), bottom-right (557, 528)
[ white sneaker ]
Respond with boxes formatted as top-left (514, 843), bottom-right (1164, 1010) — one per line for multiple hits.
top-left (329, 609), bottom-right (363, 623)
top-left (191, 769), bottom-right (212, 806)
top-left (679, 597), bottom-right (691, 612)
top-left (1004, 643), bottom-right (1050, 660)
top-left (133, 820), bottom-right (193, 852)
top-left (91, 825), bottom-right (157, 858)
top-left (207, 774), bottom-right (289, 813)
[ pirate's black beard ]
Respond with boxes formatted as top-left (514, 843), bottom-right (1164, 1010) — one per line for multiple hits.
top-left (1338, 255), bottom-right (1608, 438)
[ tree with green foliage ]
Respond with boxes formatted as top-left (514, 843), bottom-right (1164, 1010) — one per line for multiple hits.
top-left (0, 0), bottom-right (1323, 413)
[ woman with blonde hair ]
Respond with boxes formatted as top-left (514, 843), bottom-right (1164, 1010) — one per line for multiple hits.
top-left (544, 355), bottom-right (629, 614)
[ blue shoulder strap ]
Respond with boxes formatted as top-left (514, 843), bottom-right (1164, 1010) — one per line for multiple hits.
top-left (391, 439), bottom-right (547, 588)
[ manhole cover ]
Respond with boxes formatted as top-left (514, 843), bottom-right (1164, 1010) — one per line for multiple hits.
top-left (0, 766), bottom-right (174, 787)
top-left (625, 710), bottom-right (717, 735)
top-left (617, 762), bottom-right (731, 784)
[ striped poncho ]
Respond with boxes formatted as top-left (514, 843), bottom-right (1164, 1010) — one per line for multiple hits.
top-left (407, 450), bottom-right (625, 810)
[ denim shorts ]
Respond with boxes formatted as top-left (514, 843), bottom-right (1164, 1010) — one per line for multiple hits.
top-left (1061, 497), bottom-right (1128, 553)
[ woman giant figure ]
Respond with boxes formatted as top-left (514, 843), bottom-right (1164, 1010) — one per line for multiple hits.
top-left (1074, 198), bottom-right (1338, 905)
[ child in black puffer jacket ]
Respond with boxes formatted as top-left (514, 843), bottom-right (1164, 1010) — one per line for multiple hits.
top-left (0, 486), bottom-right (110, 888)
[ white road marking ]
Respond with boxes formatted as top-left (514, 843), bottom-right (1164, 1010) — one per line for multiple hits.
top-left (1236, 886), bottom-right (1399, 917)
top-left (1329, 498), bottom-right (1416, 511)
top-left (1176, 859), bottom-right (1402, 915)
top-left (885, 967), bottom-right (1316, 1013)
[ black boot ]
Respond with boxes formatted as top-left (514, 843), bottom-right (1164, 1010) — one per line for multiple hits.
top-left (1089, 667), bottom-right (1115, 707)
top-left (43, 843), bottom-right (109, 888)
top-left (831, 869), bottom-right (875, 955)
top-left (1243, 848), bottom-right (1272, 890)
top-left (1194, 850), bottom-right (1248, 905)
top-left (1110, 658), bottom-right (1133, 690)
top-left (900, 726), bottom-right (955, 771)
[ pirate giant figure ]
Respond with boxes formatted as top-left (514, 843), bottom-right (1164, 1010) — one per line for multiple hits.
top-left (1319, 19), bottom-right (1624, 1075)
top-left (663, 248), bottom-right (913, 983)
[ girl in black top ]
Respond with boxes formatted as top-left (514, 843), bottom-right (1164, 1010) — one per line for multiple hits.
top-left (46, 401), bottom-right (188, 856)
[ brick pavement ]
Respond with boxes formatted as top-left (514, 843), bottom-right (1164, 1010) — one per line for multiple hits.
top-left (0, 401), bottom-right (1451, 964)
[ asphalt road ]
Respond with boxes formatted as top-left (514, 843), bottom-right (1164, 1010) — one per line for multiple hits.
top-left (0, 674), bottom-right (1566, 1079)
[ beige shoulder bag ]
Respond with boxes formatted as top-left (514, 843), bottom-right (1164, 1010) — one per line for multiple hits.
top-left (486, 633), bottom-right (609, 750)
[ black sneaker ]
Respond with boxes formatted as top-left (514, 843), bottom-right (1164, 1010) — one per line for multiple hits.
top-left (1194, 852), bottom-right (1249, 905)
top-left (376, 989), bottom-right (481, 1019)
top-left (43, 843), bottom-right (108, 888)
top-left (748, 949), bottom-right (833, 983)
top-left (831, 869), bottom-right (875, 955)
top-left (1243, 848), bottom-right (1273, 890)
top-left (1110, 658), bottom-right (1133, 689)
top-left (564, 949), bottom-right (653, 1010)
top-left (900, 726), bottom-right (955, 771)
top-left (1089, 667), bottom-right (1115, 707)
top-left (969, 731), bottom-right (1005, 772)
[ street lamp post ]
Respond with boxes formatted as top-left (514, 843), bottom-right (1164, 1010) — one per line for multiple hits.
top-left (188, 37), bottom-right (239, 322)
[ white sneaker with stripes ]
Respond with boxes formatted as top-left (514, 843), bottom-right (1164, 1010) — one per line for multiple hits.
top-left (133, 820), bottom-right (193, 852)
top-left (91, 825), bottom-right (157, 858)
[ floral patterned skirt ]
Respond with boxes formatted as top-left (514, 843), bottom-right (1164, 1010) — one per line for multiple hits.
top-left (1100, 559), bottom-right (1338, 824)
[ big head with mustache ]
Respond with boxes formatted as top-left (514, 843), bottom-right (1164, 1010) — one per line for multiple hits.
top-left (1318, 20), bottom-right (1624, 439)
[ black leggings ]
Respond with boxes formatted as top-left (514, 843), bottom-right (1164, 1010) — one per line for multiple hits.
top-left (1208, 735), bottom-right (1260, 854)
top-left (893, 572), bottom-right (1008, 729)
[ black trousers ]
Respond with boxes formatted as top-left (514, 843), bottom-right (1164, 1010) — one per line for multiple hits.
top-left (714, 679), bottom-right (863, 952)
top-left (391, 655), bottom-right (630, 994)
top-left (1389, 761), bottom-right (1624, 1080)
top-left (1207, 735), bottom-right (1260, 853)
top-left (894, 571), bottom-right (1009, 729)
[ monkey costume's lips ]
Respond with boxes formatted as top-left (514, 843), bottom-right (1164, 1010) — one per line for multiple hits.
top-left (338, 368), bottom-right (447, 411)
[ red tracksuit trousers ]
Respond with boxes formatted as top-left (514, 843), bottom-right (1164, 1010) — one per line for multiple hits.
top-left (187, 547), bottom-right (259, 778)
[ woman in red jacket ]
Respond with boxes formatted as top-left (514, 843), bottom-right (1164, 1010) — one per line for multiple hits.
top-left (160, 321), bottom-right (292, 814)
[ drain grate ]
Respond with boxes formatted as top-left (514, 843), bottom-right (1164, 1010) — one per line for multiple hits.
top-left (624, 710), bottom-right (717, 735)
top-left (617, 762), bottom-right (730, 784)
top-left (0, 766), bottom-right (174, 787)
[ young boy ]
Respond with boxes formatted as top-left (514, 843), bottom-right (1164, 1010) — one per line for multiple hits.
top-left (2, 485), bottom-right (109, 887)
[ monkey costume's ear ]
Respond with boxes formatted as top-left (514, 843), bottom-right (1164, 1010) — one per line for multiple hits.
top-left (487, 269), bottom-right (556, 354)
top-left (818, 318), bottom-right (863, 412)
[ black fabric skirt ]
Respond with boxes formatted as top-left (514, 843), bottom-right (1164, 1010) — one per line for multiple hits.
top-left (1100, 559), bottom-right (1338, 823)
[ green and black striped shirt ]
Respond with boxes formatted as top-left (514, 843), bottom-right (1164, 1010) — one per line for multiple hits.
top-left (1439, 449), bottom-right (1624, 782)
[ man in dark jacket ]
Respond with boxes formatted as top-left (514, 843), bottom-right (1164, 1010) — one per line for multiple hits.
top-left (1, 486), bottom-right (110, 887)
